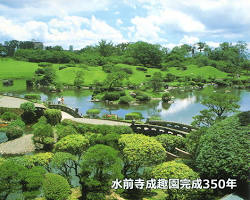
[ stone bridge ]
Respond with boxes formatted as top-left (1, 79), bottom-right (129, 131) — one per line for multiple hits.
top-left (131, 123), bottom-right (189, 137)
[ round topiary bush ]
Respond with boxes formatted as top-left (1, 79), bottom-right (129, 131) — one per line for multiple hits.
top-left (152, 161), bottom-right (203, 200)
top-left (44, 109), bottom-right (62, 126)
top-left (5, 126), bottom-right (24, 140)
top-left (43, 173), bottom-right (71, 200)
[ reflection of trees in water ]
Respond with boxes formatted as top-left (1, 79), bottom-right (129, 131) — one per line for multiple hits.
top-left (162, 102), bottom-right (171, 110)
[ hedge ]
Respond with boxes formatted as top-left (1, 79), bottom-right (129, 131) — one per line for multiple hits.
top-left (5, 126), bottom-right (24, 140)
top-left (102, 92), bottom-right (120, 101)
top-left (86, 109), bottom-right (101, 118)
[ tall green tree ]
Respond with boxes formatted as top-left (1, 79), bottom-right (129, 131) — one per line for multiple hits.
top-left (126, 41), bottom-right (163, 66)
top-left (79, 144), bottom-right (123, 200)
top-left (192, 89), bottom-right (240, 127)
top-left (149, 72), bottom-right (163, 91)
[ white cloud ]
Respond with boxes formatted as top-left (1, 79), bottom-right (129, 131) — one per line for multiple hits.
top-left (0, 16), bottom-right (126, 49)
top-left (116, 19), bottom-right (123, 25)
top-left (180, 35), bottom-right (199, 45)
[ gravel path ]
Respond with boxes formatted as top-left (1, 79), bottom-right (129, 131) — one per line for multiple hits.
top-left (70, 118), bottom-right (130, 126)
top-left (0, 134), bottom-right (35, 155)
top-left (0, 95), bottom-right (45, 108)
top-left (61, 111), bottom-right (74, 120)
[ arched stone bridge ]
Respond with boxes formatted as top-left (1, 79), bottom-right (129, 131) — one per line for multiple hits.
top-left (131, 120), bottom-right (197, 137)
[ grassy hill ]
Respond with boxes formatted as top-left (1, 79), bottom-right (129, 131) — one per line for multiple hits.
top-left (0, 58), bottom-right (248, 92)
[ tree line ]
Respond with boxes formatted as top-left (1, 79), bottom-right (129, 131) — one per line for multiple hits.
top-left (0, 39), bottom-right (249, 75)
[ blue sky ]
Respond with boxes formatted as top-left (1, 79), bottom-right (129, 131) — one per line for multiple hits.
top-left (0, 0), bottom-right (249, 49)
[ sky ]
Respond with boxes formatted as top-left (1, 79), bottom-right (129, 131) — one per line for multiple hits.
top-left (0, 0), bottom-right (249, 50)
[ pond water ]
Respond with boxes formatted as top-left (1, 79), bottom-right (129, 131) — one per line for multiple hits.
top-left (3, 87), bottom-right (250, 125)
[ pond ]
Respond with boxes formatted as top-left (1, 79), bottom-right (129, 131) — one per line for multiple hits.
top-left (2, 87), bottom-right (250, 124)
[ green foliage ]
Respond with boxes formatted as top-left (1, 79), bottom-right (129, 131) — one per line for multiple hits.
top-left (20, 102), bottom-right (36, 112)
top-left (44, 109), bottom-right (62, 126)
top-left (38, 62), bottom-right (52, 67)
top-left (86, 109), bottom-right (101, 118)
top-left (119, 96), bottom-right (132, 104)
top-left (196, 115), bottom-right (249, 181)
top-left (24, 94), bottom-right (41, 100)
top-left (57, 125), bottom-right (78, 139)
top-left (103, 71), bottom-right (127, 91)
top-left (102, 92), bottom-right (120, 101)
top-left (102, 63), bottom-right (116, 73)
top-left (150, 72), bottom-right (163, 91)
top-left (127, 41), bottom-right (163, 66)
top-left (5, 125), bottom-right (24, 140)
top-left (119, 134), bottom-right (166, 177)
top-left (125, 112), bottom-right (143, 120)
top-left (61, 119), bottom-right (133, 135)
top-left (152, 161), bottom-right (206, 200)
top-left (0, 161), bottom-right (25, 199)
top-left (32, 120), bottom-right (54, 151)
top-left (54, 134), bottom-right (89, 156)
top-left (80, 144), bottom-right (123, 199)
top-left (237, 110), bottom-right (250, 126)
top-left (43, 173), bottom-right (71, 200)
top-left (135, 91), bottom-right (151, 101)
top-left (161, 93), bottom-right (171, 102)
top-left (51, 152), bottom-right (77, 183)
top-left (192, 90), bottom-right (240, 127)
top-left (155, 134), bottom-right (185, 154)
top-left (20, 102), bottom-right (36, 124)
top-left (136, 66), bottom-right (148, 71)
top-left (74, 71), bottom-right (84, 88)
top-left (0, 111), bottom-right (19, 121)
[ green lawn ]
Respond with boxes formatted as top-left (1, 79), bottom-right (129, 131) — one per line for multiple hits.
top-left (0, 58), bottom-right (38, 79)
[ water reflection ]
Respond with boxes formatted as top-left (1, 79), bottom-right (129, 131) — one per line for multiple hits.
top-left (1, 88), bottom-right (249, 124)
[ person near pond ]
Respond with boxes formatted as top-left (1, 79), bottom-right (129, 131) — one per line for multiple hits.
top-left (57, 97), bottom-right (61, 104)
top-left (61, 96), bottom-right (64, 104)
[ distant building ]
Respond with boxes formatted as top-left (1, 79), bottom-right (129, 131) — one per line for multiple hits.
top-left (69, 45), bottom-right (73, 51)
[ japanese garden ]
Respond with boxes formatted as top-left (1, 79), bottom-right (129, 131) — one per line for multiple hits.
top-left (0, 38), bottom-right (249, 200)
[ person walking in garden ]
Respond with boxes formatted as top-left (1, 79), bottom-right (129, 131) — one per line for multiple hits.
top-left (61, 96), bottom-right (64, 104)
top-left (57, 97), bottom-right (61, 104)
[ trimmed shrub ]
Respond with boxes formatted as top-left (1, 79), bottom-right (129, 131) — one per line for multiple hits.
top-left (1, 112), bottom-right (19, 121)
top-left (20, 102), bottom-right (36, 124)
top-left (119, 96), bottom-right (132, 104)
top-left (24, 94), bottom-right (41, 100)
top-left (38, 62), bottom-right (52, 67)
top-left (102, 92), bottom-right (120, 101)
top-left (102, 63), bottom-right (115, 73)
top-left (57, 125), bottom-right (78, 139)
top-left (152, 161), bottom-right (207, 200)
top-left (196, 115), bottom-right (249, 182)
top-left (136, 67), bottom-right (147, 71)
top-left (86, 109), bottom-right (101, 118)
top-left (135, 92), bottom-right (150, 101)
top-left (5, 126), bottom-right (24, 140)
top-left (125, 112), bottom-right (143, 120)
top-left (43, 173), bottom-right (71, 200)
top-left (44, 109), bottom-right (62, 126)
top-left (155, 134), bottom-right (185, 154)
top-left (54, 134), bottom-right (89, 156)
top-left (162, 93), bottom-right (172, 102)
